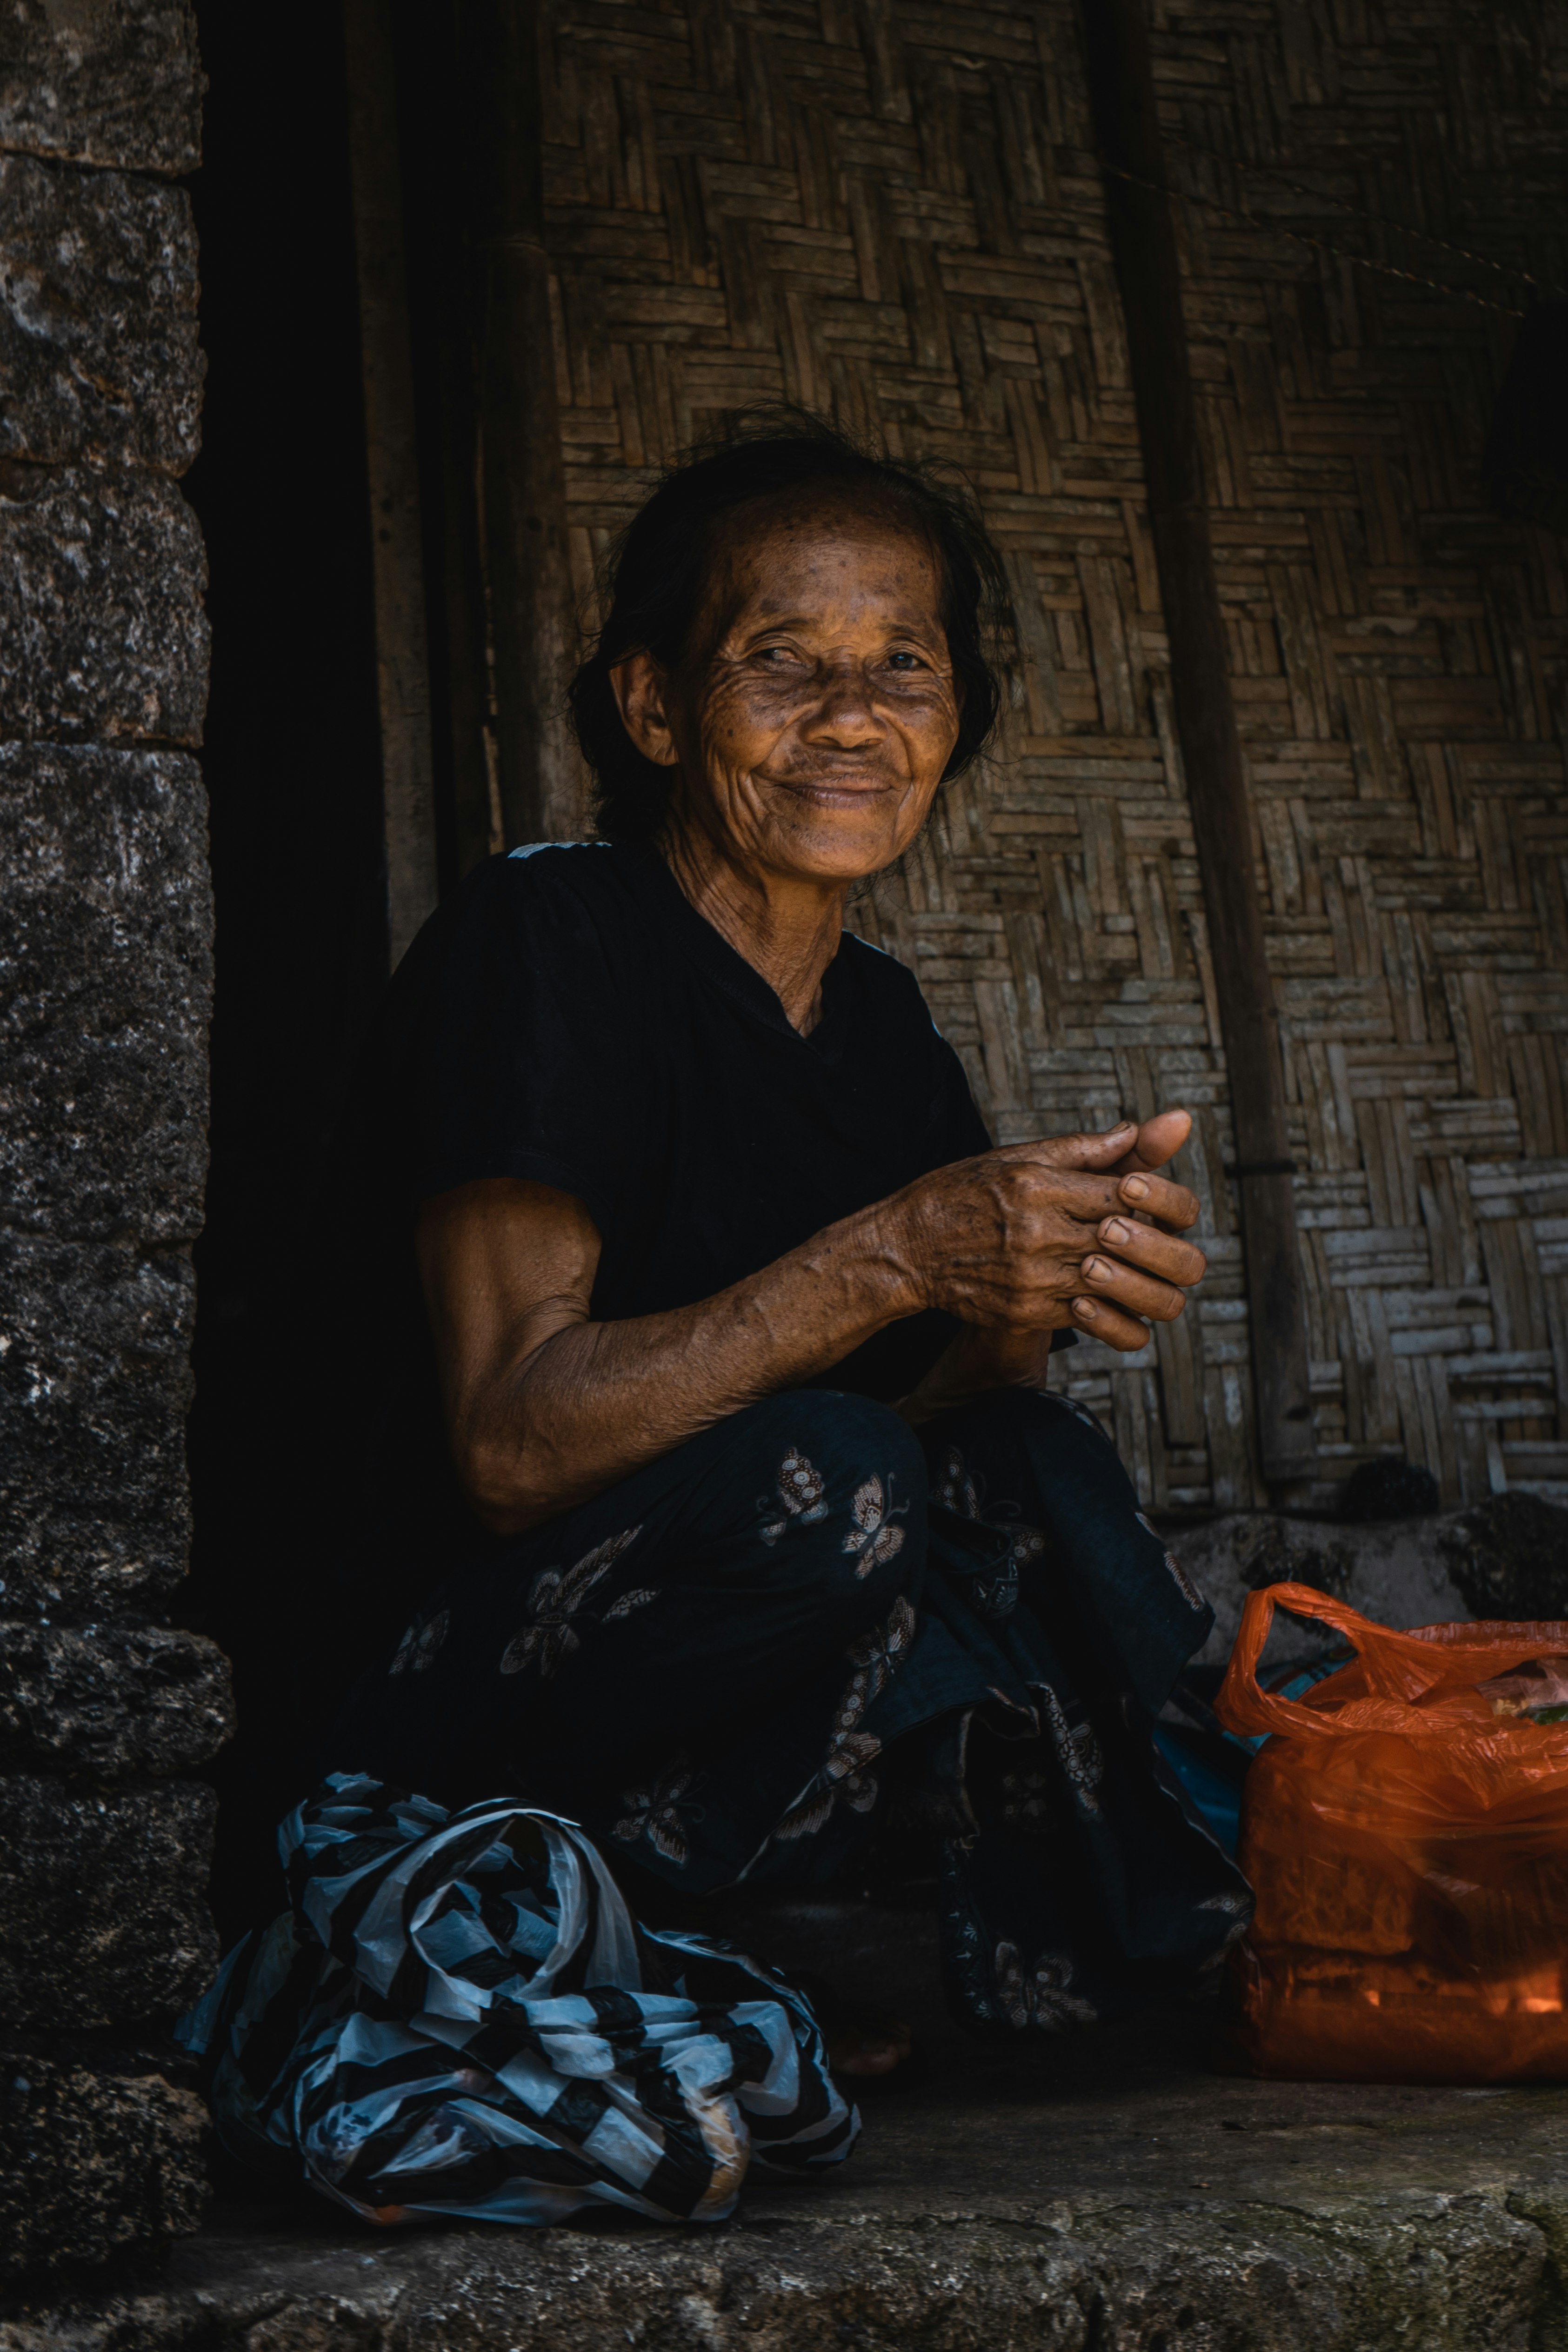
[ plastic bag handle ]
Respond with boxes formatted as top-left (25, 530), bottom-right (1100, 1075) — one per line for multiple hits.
top-left (1214, 1581), bottom-right (1568, 1741)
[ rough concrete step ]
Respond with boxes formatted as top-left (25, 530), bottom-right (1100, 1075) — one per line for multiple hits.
top-left (7, 2012), bottom-right (1568, 2351)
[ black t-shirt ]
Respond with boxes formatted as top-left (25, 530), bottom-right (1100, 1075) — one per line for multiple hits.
top-left (334, 840), bottom-right (997, 1655)
top-left (386, 838), bottom-right (992, 1395)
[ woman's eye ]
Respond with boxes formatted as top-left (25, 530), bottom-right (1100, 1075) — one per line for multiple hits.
top-left (885, 650), bottom-right (927, 673)
top-left (755, 644), bottom-right (805, 667)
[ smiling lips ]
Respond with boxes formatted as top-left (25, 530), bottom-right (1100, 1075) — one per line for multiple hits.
top-left (756, 766), bottom-right (904, 801)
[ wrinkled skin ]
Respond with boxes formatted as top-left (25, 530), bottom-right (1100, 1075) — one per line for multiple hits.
top-left (619, 493), bottom-right (965, 945)
top-left (417, 490), bottom-right (1207, 2073)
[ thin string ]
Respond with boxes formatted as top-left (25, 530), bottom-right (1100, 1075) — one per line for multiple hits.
top-left (1168, 132), bottom-right (1545, 292)
top-left (1103, 161), bottom-right (1527, 316)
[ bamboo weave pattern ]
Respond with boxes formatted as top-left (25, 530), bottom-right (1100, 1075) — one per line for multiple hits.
top-left (541, 0), bottom-right (1568, 1512)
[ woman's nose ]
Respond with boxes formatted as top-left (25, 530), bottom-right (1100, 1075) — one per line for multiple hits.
top-left (800, 660), bottom-right (881, 747)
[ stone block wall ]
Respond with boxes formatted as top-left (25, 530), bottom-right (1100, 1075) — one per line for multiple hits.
top-left (0, 0), bottom-right (228, 2285)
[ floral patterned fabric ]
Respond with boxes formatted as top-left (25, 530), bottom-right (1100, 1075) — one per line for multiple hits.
top-left (325, 1385), bottom-right (1251, 2044)
top-left (177, 1774), bottom-right (856, 2228)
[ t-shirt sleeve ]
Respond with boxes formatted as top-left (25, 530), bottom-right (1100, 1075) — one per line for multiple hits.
top-left (384, 850), bottom-right (638, 1239)
top-left (931, 1036), bottom-right (994, 1162)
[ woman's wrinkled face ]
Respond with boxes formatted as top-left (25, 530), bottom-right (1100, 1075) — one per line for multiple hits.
top-left (612, 492), bottom-right (962, 883)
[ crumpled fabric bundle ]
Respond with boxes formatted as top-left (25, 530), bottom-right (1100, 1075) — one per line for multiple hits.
top-left (176, 1772), bottom-right (857, 2226)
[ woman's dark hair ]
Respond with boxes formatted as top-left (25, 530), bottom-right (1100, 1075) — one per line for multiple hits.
top-left (568, 407), bottom-right (1013, 844)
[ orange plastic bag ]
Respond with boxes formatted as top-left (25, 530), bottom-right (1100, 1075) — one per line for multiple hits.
top-left (1214, 1580), bottom-right (1568, 2083)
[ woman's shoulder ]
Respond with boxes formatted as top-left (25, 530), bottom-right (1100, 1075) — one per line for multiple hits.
top-left (834, 927), bottom-right (941, 1029)
top-left (834, 929), bottom-right (988, 1137)
top-left (471, 838), bottom-right (625, 923)
top-left (380, 842), bottom-right (657, 1076)
top-left (417, 840), bottom-right (650, 974)
top-left (503, 840), bottom-right (620, 881)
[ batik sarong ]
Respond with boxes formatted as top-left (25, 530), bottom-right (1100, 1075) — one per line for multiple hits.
top-left (177, 1773), bottom-right (855, 2226)
top-left (325, 1385), bottom-right (1252, 2034)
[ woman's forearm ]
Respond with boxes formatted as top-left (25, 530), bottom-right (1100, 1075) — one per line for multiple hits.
top-left (424, 1128), bottom-right (1205, 1537)
top-left (449, 1204), bottom-right (917, 1534)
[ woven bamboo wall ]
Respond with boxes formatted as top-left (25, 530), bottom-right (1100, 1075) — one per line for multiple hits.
top-left (540, 0), bottom-right (1568, 1515)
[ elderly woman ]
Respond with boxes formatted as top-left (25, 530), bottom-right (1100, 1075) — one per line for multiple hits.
top-left (184, 418), bottom-right (1248, 2230)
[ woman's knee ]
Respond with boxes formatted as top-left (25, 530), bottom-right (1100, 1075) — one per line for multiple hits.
top-left (747, 1388), bottom-right (923, 1485)
top-left (924, 1383), bottom-right (1138, 1542)
top-left (743, 1390), bottom-right (926, 1602)
top-left (943, 1381), bottom-right (1116, 1464)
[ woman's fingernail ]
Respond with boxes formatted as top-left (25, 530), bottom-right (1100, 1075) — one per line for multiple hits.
top-left (1075, 1298), bottom-right (1099, 1319)
top-left (1084, 1256), bottom-right (1107, 1280)
top-left (1121, 1176), bottom-right (1150, 1201)
top-left (1103, 1219), bottom-right (1128, 1245)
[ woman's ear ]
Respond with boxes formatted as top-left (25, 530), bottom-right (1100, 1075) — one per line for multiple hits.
top-left (609, 652), bottom-right (681, 768)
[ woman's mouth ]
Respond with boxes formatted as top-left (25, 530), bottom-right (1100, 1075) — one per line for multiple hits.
top-left (759, 769), bottom-right (896, 805)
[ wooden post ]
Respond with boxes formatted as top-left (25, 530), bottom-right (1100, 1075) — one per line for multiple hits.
top-left (389, 3), bottom-right (500, 881)
top-left (1080, 0), bottom-right (1316, 1491)
top-left (464, 0), bottom-right (581, 846)
top-left (343, 0), bottom-right (440, 964)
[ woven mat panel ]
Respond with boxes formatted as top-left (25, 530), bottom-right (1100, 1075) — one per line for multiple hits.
top-left (542, 0), bottom-right (1568, 1514)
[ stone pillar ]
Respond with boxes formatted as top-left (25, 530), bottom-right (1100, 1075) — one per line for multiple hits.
top-left (0, 0), bottom-right (232, 2284)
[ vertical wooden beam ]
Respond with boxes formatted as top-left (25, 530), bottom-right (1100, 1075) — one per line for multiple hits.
top-left (465, 0), bottom-right (581, 845)
top-left (343, 0), bottom-right (440, 963)
top-left (1080, 0), bottom-right (1316, 1491)
top-left (390, 3), bottom-right (499, 882)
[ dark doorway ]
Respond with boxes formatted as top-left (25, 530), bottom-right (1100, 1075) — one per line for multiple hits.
top-left (181, 1), bottom-right (389, 1941)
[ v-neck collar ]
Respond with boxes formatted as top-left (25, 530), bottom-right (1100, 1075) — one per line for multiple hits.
top-left (622, 841), bottom-right (851, 1056)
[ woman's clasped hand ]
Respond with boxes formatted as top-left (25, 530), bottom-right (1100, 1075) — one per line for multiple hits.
top-left (879, 1111), bottom-right (1206, 1347)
